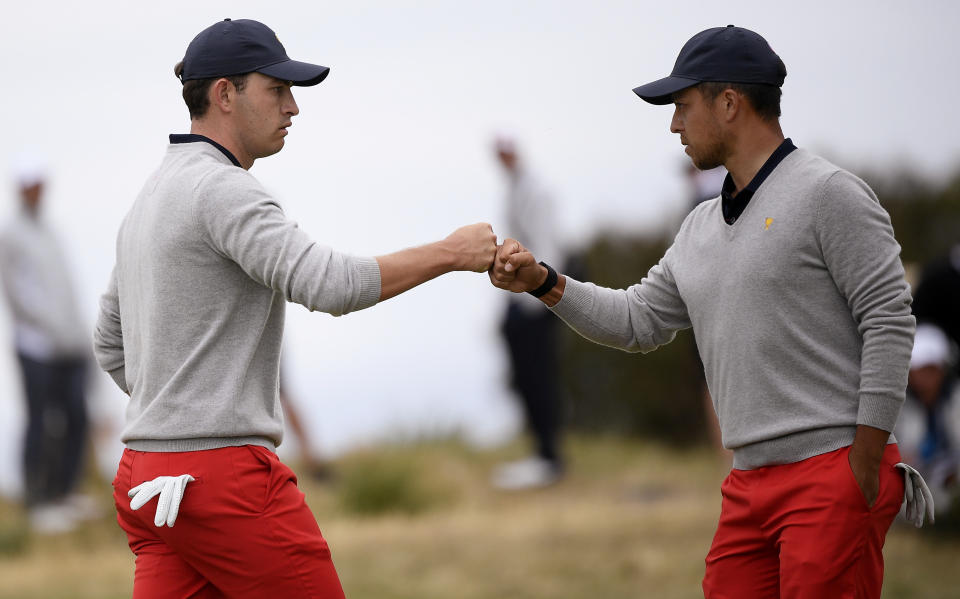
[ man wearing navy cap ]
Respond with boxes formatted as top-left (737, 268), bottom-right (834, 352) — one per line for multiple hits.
top-left (490, 25), bottom-right (932, 597)
top-left (94, 18), bottom-right (496, 598)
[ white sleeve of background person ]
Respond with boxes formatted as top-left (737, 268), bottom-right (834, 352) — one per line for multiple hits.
top-left (505, 171), bottom-right (563, 314)
top-left (0, 214), bottom-right (89, 359)
top-left (507, 172), bottom-right (561, 267)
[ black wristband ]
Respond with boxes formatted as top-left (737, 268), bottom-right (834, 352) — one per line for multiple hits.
top-left (528, 261), bottom-right (558, 298)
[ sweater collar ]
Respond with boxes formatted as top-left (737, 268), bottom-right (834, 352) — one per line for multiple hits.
top-left (720, 138), bottom-right (796, 225)
top-left (169, 134), bottom-right (242, 168)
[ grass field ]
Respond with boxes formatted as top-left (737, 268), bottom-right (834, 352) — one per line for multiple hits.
top-left (0, 437), bottom-right (957, 598)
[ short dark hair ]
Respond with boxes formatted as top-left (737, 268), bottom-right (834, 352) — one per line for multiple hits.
top-left (697, 81), bottom-right (783, 121)
top-left (173, 61), bottom-right (249, 120)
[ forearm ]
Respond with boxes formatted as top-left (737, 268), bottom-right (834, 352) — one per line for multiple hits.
top-left (550, 262), bottom-right (692, 354)
top-left (376, 223), bottom-right (496, 301)
top-left (376, 241), bottom-right (457, 302)
top-left (849, 424), bottom-right (891, 473)
top-left (513, 261), bottom-right (566, 307)
top-left (547, 277), bottom-right (658, 353)
top-left (538, 273), bottom-right (566, 307)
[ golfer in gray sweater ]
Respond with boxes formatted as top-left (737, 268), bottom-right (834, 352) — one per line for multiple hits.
top-left (94, 19), bottom-right (495, 598)
top-left (490, 26), bottom-right (931, 598)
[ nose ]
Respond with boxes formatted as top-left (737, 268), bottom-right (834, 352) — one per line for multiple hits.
top-left (670, 106), bottom-right (682, 134)
top-left (284, 87), bottom-right (299, 117)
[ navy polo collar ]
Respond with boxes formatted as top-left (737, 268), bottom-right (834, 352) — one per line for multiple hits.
top-left (720, 138), bottom-right (796, 225)
top-left (169, 134), bottom-right (242, 168)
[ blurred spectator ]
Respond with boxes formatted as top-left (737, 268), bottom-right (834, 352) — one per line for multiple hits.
top-left (686, 162), bottom-right (727, 208)
top-left (895, 324), bottom-right (959, 517)
top-left (279, 367), bottom-right (334, 481)
top-left (491, 137), bottom-right (564, 490)
top-left (912, 243), bottom-right (960, 375)
top-left (898, 244), bottom-right (960, 520)
top-left (0, 153), bottom-right (97, 533)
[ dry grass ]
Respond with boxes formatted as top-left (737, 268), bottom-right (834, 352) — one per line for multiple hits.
top-left (0, 437), bottom-right (957, 598)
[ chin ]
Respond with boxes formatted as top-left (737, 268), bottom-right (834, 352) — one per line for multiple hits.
top-left (260, 141), bottom-right (285, 159)
top-left (692, 153), bottom-right (723, 171)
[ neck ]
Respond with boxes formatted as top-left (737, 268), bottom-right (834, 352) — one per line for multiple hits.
top-left (190, 120), bottom-right (254, 170)
top-left (724, 120), bottom-right (785, 192)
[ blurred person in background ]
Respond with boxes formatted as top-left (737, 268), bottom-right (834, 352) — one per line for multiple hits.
top-left (686, 162), bottom-right (727, 209)
top-left (279, 365), bottom-right (334, 481)
top-left (490, 25), bottom-right (929, 598)
top-left (895, 323), bottom-right (958, 518)
top-left (94, 18), bottom-right (496, 598)
top-left (491, 137), bottom-right (565, 490)
top-left (899, 244), bottom-right (960, 520)
top-left (912, 243), bottom-right (960, 374)
top-left (0, 153), bottom-right (97, 534)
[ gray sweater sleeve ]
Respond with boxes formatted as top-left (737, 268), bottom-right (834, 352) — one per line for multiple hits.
top-left (550, 244), bottom-right (691, 353)
top-left (195, 169), bottom-right (381, 316)
top-left (93, 265), bottom-right (127, 392)
top-left (816, 171), bottom-right (914, 432)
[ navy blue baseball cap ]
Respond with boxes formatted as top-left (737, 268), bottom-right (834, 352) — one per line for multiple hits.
top-left (633, 25), bottom-right (785, 105)
top-left (179, 19), bottom-right (329, 86)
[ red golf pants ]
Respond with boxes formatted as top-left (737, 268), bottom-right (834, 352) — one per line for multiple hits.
top-left (702, 444), bottom-right (904, 599)
top-left (113, 445), bottom-right (345, 599)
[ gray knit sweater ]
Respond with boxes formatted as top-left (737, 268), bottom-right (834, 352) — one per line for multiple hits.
top-left (94, 140), bottom-right (381, 451)
top-left (551, 149), bottom-right (915, 469)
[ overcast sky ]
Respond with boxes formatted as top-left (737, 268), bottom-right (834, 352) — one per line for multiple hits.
top-left (0, 1), bottom-right (957, 493)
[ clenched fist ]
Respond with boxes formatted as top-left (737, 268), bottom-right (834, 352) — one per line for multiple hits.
top-left (443, 223), bottom-right (498, 272)
top-left (488, 238), bottom-right (548, 293)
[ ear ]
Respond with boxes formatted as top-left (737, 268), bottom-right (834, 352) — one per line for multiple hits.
top-left (716, 88), bottom-right (742, 123)
top-left (209, 78), bottom-right (236, 114)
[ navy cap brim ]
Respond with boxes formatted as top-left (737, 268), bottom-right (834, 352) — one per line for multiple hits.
top-left (257, 60), bottom-right (330, 87)
top-left (632, 75), bottom-right (700, 105)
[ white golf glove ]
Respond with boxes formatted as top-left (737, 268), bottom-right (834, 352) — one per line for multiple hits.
top-left (128, 474), bottom-right (196, 527)
top-left (894, 463), bottom-right (935, 528)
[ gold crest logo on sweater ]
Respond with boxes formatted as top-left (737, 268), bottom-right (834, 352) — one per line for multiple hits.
top-left (764, 217), bottom-right (774, 231)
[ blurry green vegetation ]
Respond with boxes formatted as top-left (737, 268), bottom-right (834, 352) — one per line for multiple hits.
top-left (558, 166), bottom-right (960, 445)
top-left (0, 513), bottom-right (28, 556)
top-left (336, 449), bottom-right (456, 516)
top-left (866, 167), bottom-right (960, 265)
